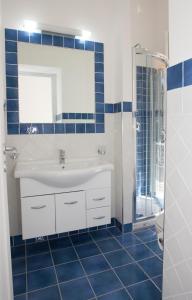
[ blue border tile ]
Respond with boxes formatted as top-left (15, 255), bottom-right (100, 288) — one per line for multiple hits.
top-left (43, 124), bottom-right (55, 134)
top-left (6, 64), bottom-right (18, 76)
top-left (85, 40), bottom-right (94, 51)
top-left (5, 28), bottom-right (17, 41)
top-left (5, 28), bottom-right (132, 136)
top-left (64, 37), bottom-right (74, 48)
top-left (95, 42), bottom-right (104, 52)
top-left (53, 35), bottom-right (63, 47)
top-left (184, 58), bottom-right (192, 86)
top-left (18, 31), bottom-right (30, 42)
top-left (75, 39), bottom-right (84, 50)
top-left (5, 41), bottom-right (17, 52)
top-left (65, 123), bottom-right (75, 134)
top-left (30, 32), bottom-right (41, 44)
top-left (42, 34), bottom-right (53, 45)
top-left (5, 28), bottom-right (106, 135)
top-left (167, 63), bottom-right (183, 90)
top-left (76, 123), bottom-right (85, 134)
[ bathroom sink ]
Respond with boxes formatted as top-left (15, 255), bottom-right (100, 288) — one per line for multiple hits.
top-left (14, 159), bottom-right (113, 188)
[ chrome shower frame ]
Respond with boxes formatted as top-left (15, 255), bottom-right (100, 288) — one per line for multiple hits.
top-left (132, 44), bottom-right (168, 224)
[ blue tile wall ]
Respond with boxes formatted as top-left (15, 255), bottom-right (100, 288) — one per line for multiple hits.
top-left (5, 28), bottom-right (132, 135)
top-left (136, 66), bottom-right (153, 197)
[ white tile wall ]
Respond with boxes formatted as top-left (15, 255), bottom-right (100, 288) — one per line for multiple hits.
top-left (163, 87), bottom-right (192, 298)
top-left (122, 112), bottom-right (134, 224)
top-left (6, 114), bottom-right (125, 235)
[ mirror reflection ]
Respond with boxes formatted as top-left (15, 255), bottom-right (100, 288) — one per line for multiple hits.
top-left (18, 42), bottom-right (95, 123)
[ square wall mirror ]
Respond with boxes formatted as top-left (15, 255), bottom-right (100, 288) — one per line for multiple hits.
top-left (5, 29), bottom-right (105, 134)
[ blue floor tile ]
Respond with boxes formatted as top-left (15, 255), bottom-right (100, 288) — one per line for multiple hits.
top-left (145, 240), bottom-right (163, 255)
top-left (71, 233), bottom-right (93, 245)
top-left (152, 275), bottom-right (162, 290)
top-left (138, 256), bottom-right (163, 278)
top-left (104, 249), bottom-right (133, 268)
top-left (60, 277), bottom-right (94, 300)
top-left (127, 279), bottom-right (161, 300)
top-left (114, 263), bottom-right (147, 286)
top-left (56, 260), bottom-right (85, 282)
top-left (75, 242), bottom-right (100, 259)
top-left (117, 233), bottom-right (142, 247)
top-left (14, 294), bottom-right (26, 300)
top-left (27, 267), bottom-right (57, 291)
top-left (49, 237), bottom-right (72, 250)
top-left (27, 252), bottom-right (52, 272)
top-left (28, 285), bottom-right (61, 300)
top-left (126, 244), bottom-right (154, 261)
top-left (89, 270), bottom-right (122, 296)
top-left (97, 238), bottom-right (122, 253)
top-left (26, 242), bottom-right (49, 256)
top-left (11, 246), bottom-right (25, 259)
top-left (11, 226), bottom-right (164, 300)
top-left (107, 227), bottom-right (122, 237)
top-left (134, 229), bottom-right (157, 243)
top-left (98, 289), bottom-right (131, 300)
top-left (52, 247), bottom-right (77, 265)
top-left (13, 274), bottom-right (26, 296)
top-left (12, 258), bottom-right (26, 275)
top-left (91, 229), bottom-right (112, 241)
top-left (81, 254), bottom-right (110, 275)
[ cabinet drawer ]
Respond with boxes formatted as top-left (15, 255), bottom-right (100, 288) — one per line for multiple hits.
top-left (86, 188), bottom-right (110, 209)
top-left (87, 207), bottom-right (111, 227)
top-left (56, 191), bottom-right (86, 233)
top-left (21, 195), bottom-right (55, 239)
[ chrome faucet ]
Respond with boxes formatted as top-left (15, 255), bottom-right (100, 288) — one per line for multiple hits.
top-left (59, 149), bottom-right (66, 165)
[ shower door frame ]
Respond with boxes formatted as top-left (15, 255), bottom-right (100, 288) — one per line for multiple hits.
top-left (132, 45), bottom-right (168, 223)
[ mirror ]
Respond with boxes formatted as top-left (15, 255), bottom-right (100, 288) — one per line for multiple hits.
top-left (18, 42), bottom-right (95, 123)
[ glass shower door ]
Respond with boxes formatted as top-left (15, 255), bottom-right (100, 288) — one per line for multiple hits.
top-left (135, 53), bottom-right (166, 221)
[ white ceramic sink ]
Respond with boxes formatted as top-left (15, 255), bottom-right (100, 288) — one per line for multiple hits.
top-left (14, 158), bottom-right (113, 188)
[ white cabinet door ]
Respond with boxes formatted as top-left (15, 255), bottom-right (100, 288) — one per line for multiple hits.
top-left (21, 195), bottom-right (55, 239)
top-left (87, 207), bottom-right (111, 227)
top-left (86, 188), bottom-right (111, 209)
top-left (56, 191), bottom-right (86, 233)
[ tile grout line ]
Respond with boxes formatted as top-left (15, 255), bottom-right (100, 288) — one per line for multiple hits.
top-left (69, 235), bottom-right (98, 299)
top-left (94, 236), bottom-right (134, 300)
top-left (12, 227), bottom-right (162, 299)
top-left (112, 230), bottom-right (163, 294)
top-left (25, 242), bottom-right (28, 300)
top-left (47, 239), bottom-right (63, 300)
top-left (90, 231), bottom-right (136, 299)
top-left (123, 244), bottom-right (162, 294)
top-left (14, 235), bottom-right (161, 277)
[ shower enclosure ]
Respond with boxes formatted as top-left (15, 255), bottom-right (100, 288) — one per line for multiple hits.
top-left (133, 46), bottom-right (167, 222)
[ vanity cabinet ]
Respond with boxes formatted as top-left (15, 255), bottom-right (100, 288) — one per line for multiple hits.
top-left (20, 172), bottom-right (112, 239)
top-left (56, 191), bottom-right (86, 233)
top-left (21, 195), bottom-right (55, 239)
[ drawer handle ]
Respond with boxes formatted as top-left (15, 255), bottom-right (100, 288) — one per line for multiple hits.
top-left (64, 201), bottom-right (78, 205)
top-left (93, 216), bottom-right (105, 220)
top-left (93, 197), bottom-right (105, 201)
top-left (31, 205), bottom-right (46, 210)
